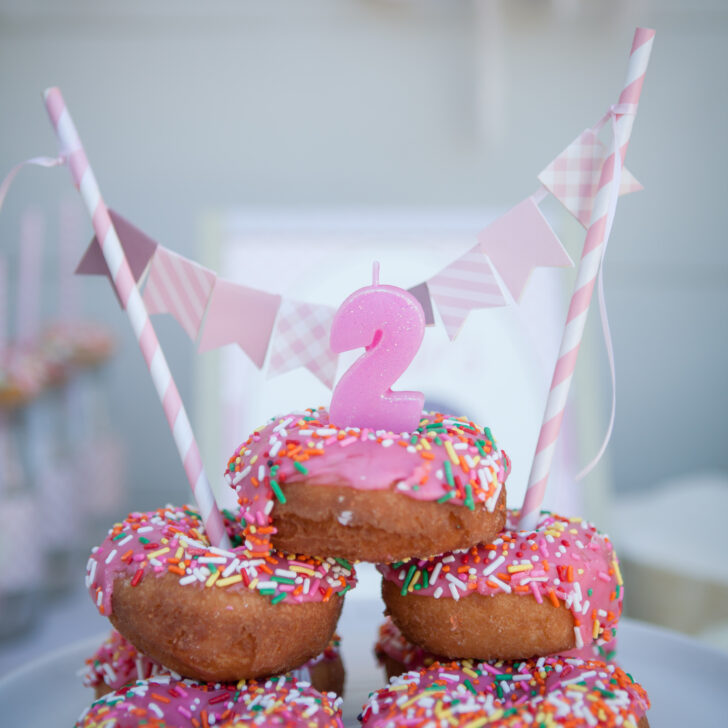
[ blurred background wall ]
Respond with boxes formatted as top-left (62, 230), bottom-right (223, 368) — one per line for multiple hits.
top-left (0, 0), bottom-right (726, 518)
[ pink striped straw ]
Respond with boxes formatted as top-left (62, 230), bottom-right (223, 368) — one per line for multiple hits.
top-left (519, 28), bottom-right (655, 530)
top-left (43, 87), bottom-right (230, 548)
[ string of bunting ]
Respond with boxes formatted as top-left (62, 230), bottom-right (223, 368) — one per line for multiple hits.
top-left (0, 78), bottom-right (643, 394)
top-left (72, 105), bottom-right (641, 389)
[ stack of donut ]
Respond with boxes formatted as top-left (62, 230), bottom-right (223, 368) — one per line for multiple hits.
top-left (77, 406), bottom-right (650, 726)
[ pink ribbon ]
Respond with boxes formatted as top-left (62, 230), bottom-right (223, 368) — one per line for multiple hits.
top-left (0, 155), bottom-right (67, 215)
top-left (575, 103), bottom-right (637, 480)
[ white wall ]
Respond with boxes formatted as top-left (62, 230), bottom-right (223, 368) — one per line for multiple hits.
top-left (0, 0), bottom-right (725, 513)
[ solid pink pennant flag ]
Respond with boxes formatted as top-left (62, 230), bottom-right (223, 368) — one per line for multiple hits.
top-left (198, 278), bottom-right (281, 368)
top-left (538, 128), bottom-right (642, 227)
top-left (142, 246), bottom-right (216, 340)
top-left (428, 244), bottom-right (506, 340)
top-left (76, 209), bottom-right (157, 305)
top-left (267, 299), bottom-right (339, 388)
top-left (478, 197), bottom-right (573, 302)
top-left (407, 282), bottom-right (435, 326)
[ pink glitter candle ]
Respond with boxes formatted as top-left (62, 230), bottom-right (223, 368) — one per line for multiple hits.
top-left (329, 263), bottom-right (425, 433)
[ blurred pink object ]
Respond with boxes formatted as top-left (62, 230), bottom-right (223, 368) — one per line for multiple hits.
top-left (0, 345), bottom-right (49, 409)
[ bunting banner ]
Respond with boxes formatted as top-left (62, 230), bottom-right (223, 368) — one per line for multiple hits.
top-left (407, 282), bottom-right (436, 326)
top-left (142, 246), bottom-right (215, 340)
top-left (0, 83), bottom-right (643, 388)
top-left (267, 299), bottom-right (339, 388)
top-left (197, 277), bottom-right (281, 368)
top-left (478, 196), bottom-right (572, 302)
top-left (427, 244), bottom-right (507, 341)
top-left (76, 209), bottom-right (157, 305)
top-left (538, 128), bottom-right (642, 227)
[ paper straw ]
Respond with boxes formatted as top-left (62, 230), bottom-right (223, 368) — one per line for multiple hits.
top-left (519, 28), bottom-right (655, 530)
top-left (43, 87), bottom-right (230, 548)
top-left (17, 206), bottom-right (44, 343)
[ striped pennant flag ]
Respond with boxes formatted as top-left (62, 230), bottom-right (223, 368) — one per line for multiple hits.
top-left (197, 278), bottom-right (281, 368)
top-left (267, 299), bottom-right (339, 388)
top-left (428, 244), bottom-right (506, 340)
top-left (538, 128), bottom-right (642, 227)
top-left (142, 246), bottom-right (216, 340)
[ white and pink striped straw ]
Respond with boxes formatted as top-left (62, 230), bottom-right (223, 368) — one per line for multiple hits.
top-left (43, 87), bottom-right (230, 548)
top-left (519, 28), bottom-right (655, 530)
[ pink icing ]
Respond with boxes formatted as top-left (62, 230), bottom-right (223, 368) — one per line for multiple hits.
top-left (378, 510), bottom-right (622, 657)
top-left (82, 630), bottom-right (342, 694)
top-left (360, 657), bottom-right (649, 727)
top-left (75, 674), bottom-right (344, 727)
top-left (225, 408), bottom-right (510, 553)
top-left (86, 505), bottom-right (356, 616)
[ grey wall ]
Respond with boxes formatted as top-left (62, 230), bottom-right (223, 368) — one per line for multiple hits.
top-left (0, 0), bottom-right (725, 512)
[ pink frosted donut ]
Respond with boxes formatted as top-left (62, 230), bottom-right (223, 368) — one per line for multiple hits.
top-left (360, 657), bottom-right (650, 728)
top-left (82, 629), bottom-right (346, 698)
top-left (75, 674), bottom-right (344, 727)
top-left (81, 630), bottom-right (168, 696)
top-left (225, 408), bottom-right (509, 562)
top-left (86, 505), bottom-right (355, 682)
top-left (380, 510), bottom-right (621, 661)
top-left (374, 617), bottom-right (439, 679)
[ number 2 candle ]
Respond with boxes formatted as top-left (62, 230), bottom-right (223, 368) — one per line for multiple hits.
top-left (329, 263), bottom-right (425, 433)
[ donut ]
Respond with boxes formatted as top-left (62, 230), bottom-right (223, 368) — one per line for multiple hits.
top-left (86, 505), bottom-right (356, 682)
top-left (82, 629), bottom-right (346, 699)
top-left (300, 633), bottom-right (346, 697)
top-left (380, 510), bottom-right (621, 661)
top-left (81, 630), bottom-right (168, 698)
top-left (360, 657), bottom-right (649, 727)
top-left (374, 617), bottom-right (439, 680)
top-left (374, 615), bottom-right (615, 682)
top-left (225, 408), bottom-right (509, 562)
top-left (75, 674), bottom-right (343, 727)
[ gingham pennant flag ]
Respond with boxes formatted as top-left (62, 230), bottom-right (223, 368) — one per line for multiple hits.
top-left (142, 246), bottom-right (216, 340)
top-left (428, 244), bottom-right (507, 341)
top-left (267, 299), bottom-right (339, 388)
top-left (538, 128), bottom-right (642, 227)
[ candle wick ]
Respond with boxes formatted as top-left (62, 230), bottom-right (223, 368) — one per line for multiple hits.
top-left (372, 260), bottom-right (380, 286)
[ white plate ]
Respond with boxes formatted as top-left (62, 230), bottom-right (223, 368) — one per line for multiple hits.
top-left (1, 599), bottom-right (725, 726)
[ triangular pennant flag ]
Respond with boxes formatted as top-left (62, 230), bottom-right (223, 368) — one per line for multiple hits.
top-left (197, 278), bottom-right (281, 368)
top-left (478, 197), bottom-right (573, 302)
top-left (142, 247), bottom-right (216, 340)
top-left (428, 245), bottom-right (506, 340)
top-left (538, 128), bottom-right (642, 227)
top-left (267, 299), bottom-right (339, 388)
top-left (407, 282), bottom-right (435, 326)
top-left (76, 209), bottom-right (158, 305)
